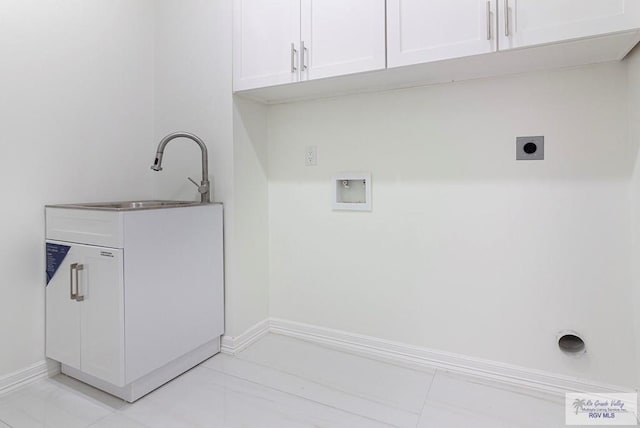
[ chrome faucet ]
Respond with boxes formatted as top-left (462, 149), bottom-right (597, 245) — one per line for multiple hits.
top-left (151, 132), bottom-right (211, 203)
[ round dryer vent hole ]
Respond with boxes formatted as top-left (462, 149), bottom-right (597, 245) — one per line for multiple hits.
top-left (523, 142), bottom-right (538, 154)
top-left (558, 333), bottom-right (585, 354)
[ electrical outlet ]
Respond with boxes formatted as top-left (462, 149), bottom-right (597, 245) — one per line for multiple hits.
top-left (305, 146), bottom-right (317, 166)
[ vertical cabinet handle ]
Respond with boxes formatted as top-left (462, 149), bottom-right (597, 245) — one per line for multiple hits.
top-left (486, 1), bottom-right (491, 40)
top-left (301, 41), bottom-right (308, 71)
top-left (290, 43), bottom-right (298, 73)
top-left (75, 263), bottom-right (84, 302)
top-left (69, 263), bottom-right (85, 302)
top-left (504, 0), bottom-right (509, 37)
top-left (70, 263), bottom-right (77, 301)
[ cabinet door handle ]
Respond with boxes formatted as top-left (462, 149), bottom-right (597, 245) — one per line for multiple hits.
top-left (301, 41), bottom-right (308, 71)
top-left (75, 264), bottom-right (84, 302)
top-left (290, 43), bottom-right (298, 73)
top-left (504, 0), bottom-right (509, 37)
top-left (70, 263), bottom-right (84, 302)
top-left (70, 263), bottom-right (77, 301)
top-left (486, 1), bottom-right (492, 40)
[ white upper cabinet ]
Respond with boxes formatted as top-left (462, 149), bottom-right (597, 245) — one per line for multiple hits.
top-left (234, 1), bottom-right (640, 101)
top-left (233, 0), bottom-right (385, 91)
top-left (498, 0), bottom-right (640, 50)
top-left (387, 0), bottom-right (497, 68)
top-left (233, 0), bottom-right (301, 91)
top-left (300, 0), bottom-right (386, 80)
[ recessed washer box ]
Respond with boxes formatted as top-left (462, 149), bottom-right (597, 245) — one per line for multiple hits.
top-left (333, 173), bottom-right (371, 211)
top-left (516, 136), bottom-right (544, 160)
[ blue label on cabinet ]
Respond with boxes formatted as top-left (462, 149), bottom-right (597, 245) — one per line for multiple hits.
top-left (46, 243), bottom-right (70, 285)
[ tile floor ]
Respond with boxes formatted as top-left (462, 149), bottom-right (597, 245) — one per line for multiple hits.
top-left (0, 334), bottom-right (576, 427)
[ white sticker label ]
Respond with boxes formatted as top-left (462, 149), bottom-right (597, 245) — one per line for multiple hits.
top-left (566, 393), bottom-right (638, 425)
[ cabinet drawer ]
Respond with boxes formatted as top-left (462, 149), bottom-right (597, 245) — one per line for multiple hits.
top-left (46, 208), bottom-right (124, 248)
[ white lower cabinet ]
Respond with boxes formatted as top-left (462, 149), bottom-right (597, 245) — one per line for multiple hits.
top-left (46, 242), bottom-right (124, 386)
top-left (45, 204), bottom-right (224, 402)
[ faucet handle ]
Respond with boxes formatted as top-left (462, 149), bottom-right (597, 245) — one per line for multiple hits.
top-left (188, 177), bottom-right (209, 194)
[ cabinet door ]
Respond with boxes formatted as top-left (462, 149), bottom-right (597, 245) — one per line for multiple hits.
top-left (233, 0), bottom-right (301, 91)
top-left (46, 242), bottom-right (81, 369)
top-left (78, 246), bottom-right (125, 387)
top-left (387, 0), bottom-right (497, 68)
top-left (46, 242), bottom-right (124, 385)
top-left (78, 246), bottom-right (125, 386)
top-left (498, 0), bottom-right (640, 50)
top-left (300, 0), bottom-right (386, 80)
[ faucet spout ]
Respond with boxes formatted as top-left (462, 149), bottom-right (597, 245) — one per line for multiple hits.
top-left (151, 132), bottom-right (211, 203)
top-left (151, 151), bottom-right (164, 171)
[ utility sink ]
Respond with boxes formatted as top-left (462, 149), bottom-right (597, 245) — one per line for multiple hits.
top-left (48, 200), bottom-right (202, 211)
top-left (44, 200), bottom-right (223, 402)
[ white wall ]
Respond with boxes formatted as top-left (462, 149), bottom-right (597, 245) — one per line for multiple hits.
top-left (152, 0), bottom-right (269, 338)
top-left (627, 46), bottom-right (640, 385)
top-left (152, 0), bottom-right (233, 206)
top-left (229, 98), bottom-right (270, 336)
top-left (0, 0), bottom-right (268, 382)
top-left (268, 62), bottom-right (639, 387)
top-left (2, 0), bottom-right (637, 390)
top-left (0, 1), bottom-right (154, 378)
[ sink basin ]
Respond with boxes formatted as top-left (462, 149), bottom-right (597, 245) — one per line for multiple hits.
top-left (48, 200), bottom-right (203, 211)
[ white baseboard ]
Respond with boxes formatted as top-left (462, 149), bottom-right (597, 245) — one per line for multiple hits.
top-left (6, 320), bottom-right (627, 399)
top-left (221, 318), bottom-right (270, 355)
top-left (0, 359), bottom-right (60, 397)
top-left (226, 317), bottom-right (635, 397)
